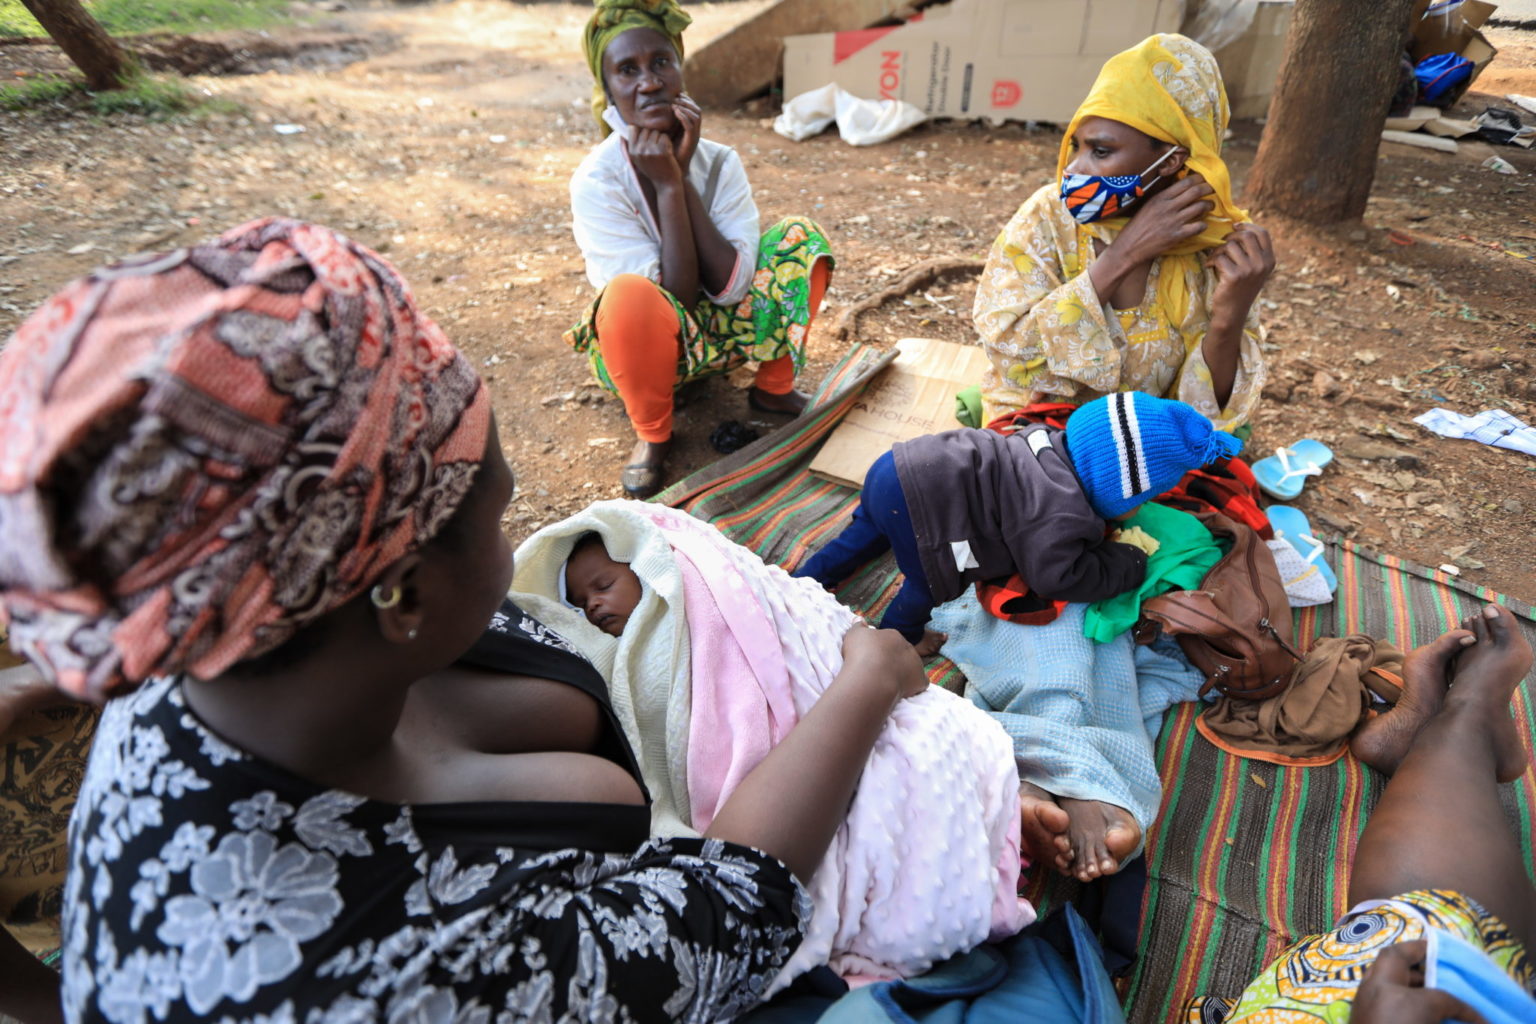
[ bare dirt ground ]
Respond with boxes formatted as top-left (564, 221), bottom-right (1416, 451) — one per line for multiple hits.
top-left (2, 0), bottom-right (1535, 601)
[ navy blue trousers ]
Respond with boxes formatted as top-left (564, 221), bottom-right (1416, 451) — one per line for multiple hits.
top-left (793, 450), bottom-right (935, 641)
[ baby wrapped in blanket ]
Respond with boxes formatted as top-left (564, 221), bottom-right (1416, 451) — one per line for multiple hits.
top-left (512, 501), bottom-right (1032, 991)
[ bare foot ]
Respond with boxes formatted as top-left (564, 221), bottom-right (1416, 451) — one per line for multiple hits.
top-left (1017, 781), bottom-right (1072, 874)
top-left (1057, 797), bottom-right (1141, 882)
top-left (1351, 628), bottom-right (1473, 776)
top-left (1449, 604), bottom-right (1532, 784)
top-left (748, 386), bottom-right (810, 416)
top-left (912, 629), bottom-right (948, 658)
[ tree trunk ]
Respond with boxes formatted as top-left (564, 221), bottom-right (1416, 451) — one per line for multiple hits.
top-left (18, 0), bottom-right (133, 91)
top-left (1243, 0), bottom-right (1417, 224)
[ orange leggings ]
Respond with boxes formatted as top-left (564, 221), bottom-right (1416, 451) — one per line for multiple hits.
top-left (593, 263), bottom-right (829, 442)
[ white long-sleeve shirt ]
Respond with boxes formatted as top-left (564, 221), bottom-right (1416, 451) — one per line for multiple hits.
top-left (569, 126), bottom-right (759, 307)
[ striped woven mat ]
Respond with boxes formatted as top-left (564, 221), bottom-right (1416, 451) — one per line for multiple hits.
top-left (657, 343), bottom-right (1536, 1020)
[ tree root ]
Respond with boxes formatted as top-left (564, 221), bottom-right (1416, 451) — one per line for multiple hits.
top-left (830, 255), bottom-right (985, 342)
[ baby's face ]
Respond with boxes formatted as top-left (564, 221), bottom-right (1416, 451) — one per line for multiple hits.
top-left (565, 542), bottom-right (643, 637)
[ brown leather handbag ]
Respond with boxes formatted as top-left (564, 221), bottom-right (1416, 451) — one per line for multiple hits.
top-left (1136, 511), bottom-right (1303, 700)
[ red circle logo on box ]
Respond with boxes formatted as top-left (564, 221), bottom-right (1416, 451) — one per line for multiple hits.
top-left (991, 80), bottom-right (1021, 107)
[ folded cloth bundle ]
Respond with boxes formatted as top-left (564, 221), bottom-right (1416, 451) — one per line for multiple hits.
top-left (512, 501), bottom-right (1032, 992)
top-left (1197, 635), bottom-right (1404, 766)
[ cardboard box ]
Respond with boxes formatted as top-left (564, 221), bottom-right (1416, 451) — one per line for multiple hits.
top-left (1210, 1), bottom-right (1293, 121)
top-left (808, 338), bottom-right (991, 489)
top-left (782, 0), bottom-right (1184, 125)
top-left (685, 0), bottom-right (916, 107)
top-left (1409, 0), bottom-right (1499, 108)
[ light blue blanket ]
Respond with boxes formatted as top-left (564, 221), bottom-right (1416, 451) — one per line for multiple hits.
top-left (931, 593), bottom-right (1206, 838)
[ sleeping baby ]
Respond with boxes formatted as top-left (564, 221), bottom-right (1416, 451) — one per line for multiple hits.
top-left (512, 501), bottom-right (1031, 994)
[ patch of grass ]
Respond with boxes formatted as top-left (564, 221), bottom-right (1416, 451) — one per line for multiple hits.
top-left (0, 0), bottom-right (295, 39)
top-left (0, 74), bottom-right (77, 110)
top-left (0, 70), bottom-right (240, 118)
top-left (87, 71), bottom-right (194, 115)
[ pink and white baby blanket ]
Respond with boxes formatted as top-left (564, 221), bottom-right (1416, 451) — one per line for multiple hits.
top-left (511, 501), bottom-right (1031, 991)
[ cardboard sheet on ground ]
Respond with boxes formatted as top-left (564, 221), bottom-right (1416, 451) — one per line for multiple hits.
top-left (808, 337), bottom-right (990, 489)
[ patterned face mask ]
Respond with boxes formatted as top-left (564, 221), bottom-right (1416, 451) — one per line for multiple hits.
top-left (1059, 145), bottom-right (1179, 223)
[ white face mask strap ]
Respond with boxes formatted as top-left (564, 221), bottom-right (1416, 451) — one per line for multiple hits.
top-left (1137, 145), bottom-right (1180, 183)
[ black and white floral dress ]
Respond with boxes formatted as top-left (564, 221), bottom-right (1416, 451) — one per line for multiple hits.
top-left (62, 601), bottom-right (809, 1023)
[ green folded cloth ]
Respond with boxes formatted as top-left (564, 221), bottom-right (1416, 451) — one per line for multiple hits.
top-left (955, 384), bottom-right (984, 429)
top-left (1084, 502), bottom-right (1226, 643)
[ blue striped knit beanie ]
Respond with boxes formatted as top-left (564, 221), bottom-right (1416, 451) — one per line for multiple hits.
top-left (1064, 392), bottom-right (1243, 519)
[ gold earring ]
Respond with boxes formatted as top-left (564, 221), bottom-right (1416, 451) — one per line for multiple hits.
top-left (370, 584), bottom-right (401, 609)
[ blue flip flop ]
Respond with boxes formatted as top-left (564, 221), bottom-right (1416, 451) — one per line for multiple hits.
top-left (1266, 504), bottom-right (1338, 595)
top-left (1252, 440), bottom-right (1333, 500)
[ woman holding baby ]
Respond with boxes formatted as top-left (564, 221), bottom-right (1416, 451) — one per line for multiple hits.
top-left (0, 218), bottom-right (931, 1023)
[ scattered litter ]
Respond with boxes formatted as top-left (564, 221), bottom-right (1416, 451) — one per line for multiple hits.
top-left (1481, 155), bottom-right (1518, 175)
top-left (1353, 349), bottom-right (1381, 364)
top-left (66, 242), bottom-right (94, 255)
top-left (586, 437), bottom-right (619, 447)
top-left (1385, 283), bottom-right (1402, 303)
top-left (416, 97), bottom-right (435, 107)
top-left (773, 84), bottom-right (926, 146)
top-left (1439, 563), bottom-right (1462, 576)
top-left (1509, 94), bottom-right (1536, 118)
top-left (488, 134), bottom-right (507, 144)
top-left (708, 420), bottom-right (760, 454)
top-left (1474, 107), bottom-right (1535, 148)
top-left (272, 123), bottom-right (305, 135)
top-left (1414, 408), bottom-right (1536, 458)
top-left (1381, 129), bottom-right (1457, 154)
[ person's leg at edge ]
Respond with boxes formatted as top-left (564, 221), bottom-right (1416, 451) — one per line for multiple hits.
top-left (1347, 604), bottom-right (1536, 951)
top-left (749, 257), bottom-right (830, 416)
top-left (594, 274), bottom-right (683, 496)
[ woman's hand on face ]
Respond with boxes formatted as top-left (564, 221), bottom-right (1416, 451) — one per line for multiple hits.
top-left (628, 126), bottom-right (683, 189)
top-left (671, 94), bottom-right (702, 172)
top-left (841, 624), bottom-right (929, 705)
top-left (1113, 173), bottom-right (1214, 266)
top-left (1209, 222), bottom-right (1275, 318)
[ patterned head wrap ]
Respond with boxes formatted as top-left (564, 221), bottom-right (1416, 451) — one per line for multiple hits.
top-left (1055, 34), bottom-right (1252, 342)
top-left (0, 218), bottom-right (490, 702)
top-left (582, 0), bottom-right (692, 136)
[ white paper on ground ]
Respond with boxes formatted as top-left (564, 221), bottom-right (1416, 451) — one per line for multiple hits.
top-left (773, 83), bottom-right (926, 146)
top-left (1414, 407), bottom-right (1536, 459)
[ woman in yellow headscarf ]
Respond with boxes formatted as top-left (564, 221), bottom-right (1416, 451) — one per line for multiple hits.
top-left (972, 34), bottom-right (1273, 432)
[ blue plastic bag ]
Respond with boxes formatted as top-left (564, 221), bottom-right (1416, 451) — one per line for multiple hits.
top-left (1415, 52), bottom-right (1474, 105)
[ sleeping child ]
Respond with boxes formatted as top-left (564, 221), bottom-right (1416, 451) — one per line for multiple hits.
top-left (794, 391), bottom-right (1242, 654)
top-left (512, 502), bottom-right (1031, 993)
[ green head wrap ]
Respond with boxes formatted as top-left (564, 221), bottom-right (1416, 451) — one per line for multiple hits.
top-left (582, 0), bottom-right (692, 137)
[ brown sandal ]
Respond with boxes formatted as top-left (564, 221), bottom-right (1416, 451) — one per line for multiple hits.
top-left (620, 438), bottom-right (671, 499)
top-left (747, 386), bottom-right (811, 417)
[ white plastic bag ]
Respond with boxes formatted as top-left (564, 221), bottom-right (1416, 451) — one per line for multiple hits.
top-left (773, 83), bottom-right (926, 146)
top-left (1181, 0), bottom-right (1260, 53)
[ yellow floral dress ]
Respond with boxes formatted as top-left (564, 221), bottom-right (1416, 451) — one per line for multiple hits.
top-left (973, 182), bottom-right (1265, 431)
